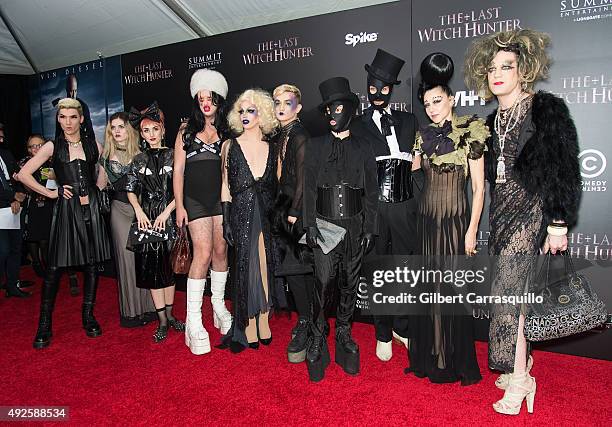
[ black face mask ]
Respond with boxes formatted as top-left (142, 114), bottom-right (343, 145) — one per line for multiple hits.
top-left (325, 101), bottom-right (354, 132)
top-left (367, 76), bottom-right (393, 110)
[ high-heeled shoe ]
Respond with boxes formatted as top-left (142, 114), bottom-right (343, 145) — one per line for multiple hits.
top-left (168, 318), bottom-right (185, 332)
top-left (153, 325), bottom-right (168, 343)
top-left (493, 373), bottom-right (536, 415)
top-left (496, 355), bottom-right (533, 390)
top-left (257, 312), bottom-right (272, 346)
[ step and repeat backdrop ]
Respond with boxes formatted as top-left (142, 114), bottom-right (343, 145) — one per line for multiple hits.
top-left (28, 0), bottom-right (611, 360)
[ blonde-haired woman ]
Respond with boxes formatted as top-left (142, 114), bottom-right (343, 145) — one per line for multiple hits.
top-left (99, 111), bottom-right (155, 328)
top-left (219, 88), bottom-right (285, 353)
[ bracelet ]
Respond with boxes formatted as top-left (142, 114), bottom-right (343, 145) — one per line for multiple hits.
top-left (547, 225), bottom-right (568, 236)
top-left (549, 222), bottom-right (568, 228)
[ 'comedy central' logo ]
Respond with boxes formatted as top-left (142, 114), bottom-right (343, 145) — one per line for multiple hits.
top-left (345, 31), bottom-right (378, 47)
top-left (579, 149), bottom-right (607, 178)
top-left (356, 276), bottom-right (370, 310)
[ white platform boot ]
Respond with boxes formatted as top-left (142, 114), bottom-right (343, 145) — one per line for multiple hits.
top-left (185, 278), bottom-right (211, 355)
top-left (210, 270), bottom-right (232, 335)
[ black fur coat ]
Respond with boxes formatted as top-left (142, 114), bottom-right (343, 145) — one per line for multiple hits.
top-left (485, 91), bottom-right (582, 227)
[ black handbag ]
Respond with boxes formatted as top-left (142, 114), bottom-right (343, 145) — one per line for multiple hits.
top-left (98, 186), bottom-right (112, 215)
top-left (126, 221), bottom-right (169, 249)
top-left (524, 251), bottom-right (607, 342)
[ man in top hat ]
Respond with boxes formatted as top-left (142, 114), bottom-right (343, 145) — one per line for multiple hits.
top-left (303, 76), bottom-right (378, 381)
top-left (354, 48), bottom-right (420, 362)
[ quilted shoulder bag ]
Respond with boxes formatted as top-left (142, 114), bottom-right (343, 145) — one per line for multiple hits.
top-left (524, 251), bottom-right (607, 342)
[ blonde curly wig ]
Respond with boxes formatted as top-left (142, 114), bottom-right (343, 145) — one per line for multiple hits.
top-left (227, 89), bottom-right (279, 136)
top-left (464, 29), bottom-right (551, 100)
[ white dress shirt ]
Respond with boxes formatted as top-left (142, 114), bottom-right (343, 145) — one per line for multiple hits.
top-left (372, 107), bottom-right (412, 162)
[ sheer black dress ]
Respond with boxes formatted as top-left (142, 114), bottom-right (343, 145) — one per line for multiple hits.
top-left (407, 115), bottom-right (488, 385)
top-left (222, 139), bottom-right (285, 346)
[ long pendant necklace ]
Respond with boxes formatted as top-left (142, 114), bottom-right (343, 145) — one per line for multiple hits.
top-left (494, 92), bottom-right (523, 184)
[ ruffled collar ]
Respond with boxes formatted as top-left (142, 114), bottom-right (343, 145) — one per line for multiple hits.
top-left (419, 119), bottom-right (454, 158)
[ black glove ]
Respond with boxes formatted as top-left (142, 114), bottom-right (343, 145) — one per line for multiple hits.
top-left (360, 233), bottom-right (375, 254)
top-left (306, 226), bottom-right (324, 249)
top-left (221, 202), bottom-right (234, 246)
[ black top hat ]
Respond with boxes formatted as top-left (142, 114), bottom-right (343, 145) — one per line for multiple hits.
top-left (318, 77), bottom-right (359, 111)
top-left (364, 48), bottom-right (405, 85)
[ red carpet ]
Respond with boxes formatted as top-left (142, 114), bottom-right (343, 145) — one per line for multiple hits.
top-left (2, 267), bottom-right (611, 426)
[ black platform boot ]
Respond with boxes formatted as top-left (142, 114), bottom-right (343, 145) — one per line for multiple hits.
top-left (33, 300), bottom-right (54, 349)
top-left (33, 268), bottom-right (60, 349)
top-left (335, 324), bottom-right (360, 375)
top-left (287, 317), bottom-right (310, 363)
top-left (82, 267), bottom-right (101, 338)
top-left (306, 320), bottom-right (330, 382)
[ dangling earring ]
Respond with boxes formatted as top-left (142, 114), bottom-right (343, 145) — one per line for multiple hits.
top-left (521, 81), bottom-right (527, 91)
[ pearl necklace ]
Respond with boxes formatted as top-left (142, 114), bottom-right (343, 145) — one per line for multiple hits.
top-left (493, 92), bottom-right (524, 184)
top-left (67, 139), bottom-right (82, 148)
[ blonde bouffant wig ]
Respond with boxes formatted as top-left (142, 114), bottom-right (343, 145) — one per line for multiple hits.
top-left (227, 89), bottom-right (279, 136)
top-left (464, 29), bottom-right (551, 100)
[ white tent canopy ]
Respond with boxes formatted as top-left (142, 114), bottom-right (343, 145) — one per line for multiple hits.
top-left (0, 0), bottom-right (394, 74)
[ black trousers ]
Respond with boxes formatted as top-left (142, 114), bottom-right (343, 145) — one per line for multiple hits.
top-left (0, 228), bottom-right (22, 290)
top-left (312, 215), bottom-right (364, 332)
top-left (287, 273), bottom-right (314, 318)
top-left (372, 199), bottom-right (419, 342)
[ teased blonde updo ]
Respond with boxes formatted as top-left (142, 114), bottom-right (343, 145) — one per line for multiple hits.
top-left (227, 88), bottom-right (279, 136)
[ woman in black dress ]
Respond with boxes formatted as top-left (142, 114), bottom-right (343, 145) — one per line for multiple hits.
top-left (408, 53), bottom-right (487, 385)
top-left (99, 112), bottom-right (155, 328)
top-left (18, 134), bottom-right (53, 278)
top-left (19, 98), bottom-right (111, 349)
top-left (127, 103), bottom-right (185, 342)
top-left (174, 69), bottom-right (231, 355)
top-left (465, 29), bottom-right (581, 414)
top-left (219, 88), bottom-right (284, 352)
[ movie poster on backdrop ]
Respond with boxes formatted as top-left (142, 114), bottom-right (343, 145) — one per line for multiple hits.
top-left (412, 0), bottom-right (611, 359)
top-left (121, 0), bottom-right (413, 141)
top-left (29, 56), bottom-right (124, 144)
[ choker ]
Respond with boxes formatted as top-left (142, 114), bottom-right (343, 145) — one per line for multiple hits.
top-left (115, 146), bottom-right (127, 152)
top-left (67, 140), bottom-right (82, 148)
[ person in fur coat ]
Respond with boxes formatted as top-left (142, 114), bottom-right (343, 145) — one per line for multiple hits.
top-left (464, 29), bottom-right (581, 415)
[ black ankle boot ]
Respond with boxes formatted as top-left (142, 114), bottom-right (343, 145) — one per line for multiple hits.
top-left (33, 301), bottom-right (54, 349)
top-left (306, 335), bottom-right (330, 382)
top-left (335, 325), bottom-right (360, 375)
top-left (287, 317), bottom-right (310, 363)
top-left (82, 302), bottom-right (102, 337)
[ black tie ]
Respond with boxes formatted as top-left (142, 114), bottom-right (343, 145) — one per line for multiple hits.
top-left (380, 111), bottom-right (395, 137)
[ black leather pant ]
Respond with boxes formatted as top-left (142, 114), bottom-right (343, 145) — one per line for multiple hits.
top-left (311, 215), bottom-right (364, 335)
